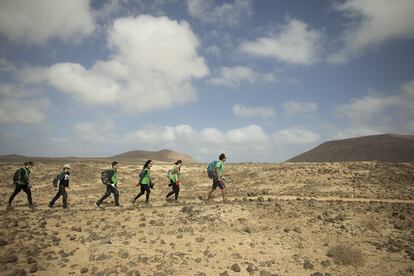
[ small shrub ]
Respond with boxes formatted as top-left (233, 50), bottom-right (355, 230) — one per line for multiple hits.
top-left (327, 244), bottom-right (364, 267)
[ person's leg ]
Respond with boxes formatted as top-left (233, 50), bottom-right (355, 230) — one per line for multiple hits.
top-left (112, 186), bottom-right (120, 206)
top-left (166, 180), bottom-right (175, 198)
top-left (97, 185), bottom-right (111, 205)
top-left (174, 184), bottom-right (180, 200)
top-left (145, 186), bottom-right (151, 202)
top-left (61, 185), bottom-right (68, 208)
top-left (22, 185), bottom-right (33, 205)
top-left (8, 185), bottom-right (23, 205)
top-left (134, 185), bottom-right (146, 201)
top-left (207, 180), bottom-right (218, 199)
top-left (219, 181), bottom-right (226, 201)
top-left (49, 189), bottom-right (62, 207)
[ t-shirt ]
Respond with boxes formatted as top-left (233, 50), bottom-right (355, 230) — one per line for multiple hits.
top-left (216, 161), bottom-right (224, 177)
top-left (17, 167), bottom-right (30, 186)
top-left (108, 170), bottom-right (118, 185)
top-left (170, 165), bottom-right (180, 182)
top-left (141, 168), bottom-right (151, 185)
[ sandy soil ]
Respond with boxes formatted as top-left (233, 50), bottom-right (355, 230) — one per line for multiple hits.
top-left (0, 161), bottom-right (413, 275)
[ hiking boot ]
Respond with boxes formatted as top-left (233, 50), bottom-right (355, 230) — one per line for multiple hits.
top-left (6, 204), bottom-right (13, 210)
top-left (62, 205), bottom-right (68, 209)
top-left (48, 203), bottom-right (54, 209)
top-left (28, 204), bottom-right (35, 210)
top-left (95, 202), bottom-right (101, 209)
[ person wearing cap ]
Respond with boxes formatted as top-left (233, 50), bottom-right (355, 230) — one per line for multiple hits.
top-left (7, 161), bottom-right (34, 210)
top-left (96, 161), bottom-right (121, 208)
top-left (49, 164), bottom-right (71, 209)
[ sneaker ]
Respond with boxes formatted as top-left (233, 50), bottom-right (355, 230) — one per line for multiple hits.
top-left (130, 198), bottom-right (136, 204)
top-left (6, 204), bottom-right (13, 210)
top-left (115, 205), bottom-right (123, 209)
top-left (28, 204), bottom-right (35, 210)
top-left (95, 202), bottom-right (101, 209)
top-left (48, 203), bottom-right (54, 208)
top-left (62, 205), bottom-right (68, 209)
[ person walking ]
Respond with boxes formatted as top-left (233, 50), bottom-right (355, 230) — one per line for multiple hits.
top-left (132, 160), bottom-right (153, 204)
top-left (49, 164), bottom-right (71, 209)
top-left (96, 161), bottom-right (121, 208)
top-left (7, 161), bottom-right (35, 210)
top-left (207, 153), bottom-right (227, 202)
top-left (166, 160), bottom-right (182, 201)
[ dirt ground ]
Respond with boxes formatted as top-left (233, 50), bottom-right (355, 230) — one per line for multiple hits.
top-left (0, 161), bottom-right (413, 276)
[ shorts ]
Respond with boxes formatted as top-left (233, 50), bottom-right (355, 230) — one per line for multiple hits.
top-left (211, 179), bottom-right (225, 190)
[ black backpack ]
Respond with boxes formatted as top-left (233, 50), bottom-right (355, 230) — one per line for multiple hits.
top-left (101, 170), bottom-right (112, 185)
top-left (52, 174), bottom-right (60, 187)
top-left (13, 169), bottom-right (21, 183)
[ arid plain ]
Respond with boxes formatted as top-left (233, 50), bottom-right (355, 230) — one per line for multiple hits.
top-left (0, 161), bottom-right (413, 275)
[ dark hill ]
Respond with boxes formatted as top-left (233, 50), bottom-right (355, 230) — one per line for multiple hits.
top-left (287, 134), bottom-right (414, 162)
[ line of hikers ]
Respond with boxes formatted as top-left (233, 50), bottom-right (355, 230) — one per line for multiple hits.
top-left (6, 154), bottom-right (227, 210)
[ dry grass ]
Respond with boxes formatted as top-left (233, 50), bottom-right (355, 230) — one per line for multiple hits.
top-left (327, 244), bottom-right (365, 267)
top-left (362, 217), bottom-right (379, 232)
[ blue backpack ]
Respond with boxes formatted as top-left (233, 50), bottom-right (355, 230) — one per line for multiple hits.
top-left (207, 161), bottom-right (218, 178)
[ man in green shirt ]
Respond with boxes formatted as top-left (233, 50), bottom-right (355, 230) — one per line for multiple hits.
top-left (207, 153), bottom-right (227, 202)
top-left (96, 161), bottom-right (121, 208)
top-left (7, 161), bottom-right (34, 210)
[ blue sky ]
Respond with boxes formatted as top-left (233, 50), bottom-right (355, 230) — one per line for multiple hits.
top-left (0, 0), bottom-right (413, 162)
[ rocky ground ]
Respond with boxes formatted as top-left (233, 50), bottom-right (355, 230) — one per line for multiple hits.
top-left (0, 161), bottom-right (413, 275)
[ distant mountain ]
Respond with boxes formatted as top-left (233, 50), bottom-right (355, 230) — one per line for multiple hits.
top-left (287, 134), bottom-right (414, 162)
top-left (0, 150), bottom-right (196, 163)
top-left (111, 149), bottom-right (196, 163)
top-left (0, 154), bottom-right (28, 160)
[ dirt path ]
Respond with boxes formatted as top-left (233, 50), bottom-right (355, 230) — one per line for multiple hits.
top-left (2, 194), bottom-right (413, 213)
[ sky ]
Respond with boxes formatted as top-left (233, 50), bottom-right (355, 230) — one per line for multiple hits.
top-left (0, 0), bottom-right (414, 162)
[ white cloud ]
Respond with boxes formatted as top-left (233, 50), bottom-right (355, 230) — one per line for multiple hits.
top-left (273, 128), bottom-right (321, 144)
top-left (21, 15), bottom-right (209, 114)
top-left (74, 123), bottom-right (271, 161)
top-left (336, 80), bottom-right (414, 131)
top-left (336, 91), bottom-right (400, 124)
top-left (208, 66), bottom-right (277, 88)
top-left (123, 124), bottom-right (268, 146)
top-left (239, 18), bottom-right (322, 64)
top-left (74, 121), bottom-right (116, 143)
top-left (187, 0), bottom-right (252, 27)
top-left (204, 45), bottom-right (221, 57)
top-left (329, 0), bottom-right (414, 63)
top-left (0, 0), bottom-right (95, 44)
top-left (0, 84), bottom-right (51, 124)
top-left (232, 104), bottom-right (276, 119)
top-left (283, 101), bottom-right (318, 116)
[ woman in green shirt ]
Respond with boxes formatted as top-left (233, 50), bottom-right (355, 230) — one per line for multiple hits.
top-left (166, 160), bottom-right (182, 201)
top-left (132, 160), bottom-right (153, 204)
